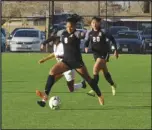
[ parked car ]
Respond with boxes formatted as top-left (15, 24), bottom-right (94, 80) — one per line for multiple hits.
top-left (10, 27), bottom-right (35, 36)
top-left (112, 30), bottom-right (144, 53)
top-left (107, 26), bottom-right (130, 38)
top-left (8, 29), bottom-right (45, 52)
top-left (142, 27), bottom-right (152, 53)
top-left (7, 28), bottom-right (35, 48)
top-left (1, 32), bottom-right (6, 52)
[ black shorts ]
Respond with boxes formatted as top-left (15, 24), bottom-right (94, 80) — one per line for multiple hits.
top-left (62, 60), bottom-right (85, 70)
top-left (93, 53), bottom-right (110, 62)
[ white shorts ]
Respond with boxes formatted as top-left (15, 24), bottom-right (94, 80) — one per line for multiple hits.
top-left (63, 69), bottom-right (75, 82)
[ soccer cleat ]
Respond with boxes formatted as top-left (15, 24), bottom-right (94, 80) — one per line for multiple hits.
top-left (82, 80), bottom-right (87, 89)
top-left (98, 95), bottom-right (104, 105)
top-left (37, 101), bottom-right (46, 107)
top-left (111, 84), bottom-right (117, 96)
top-left (36, 90), bottom-right (48, 100)
top-left (87, 90), bottom-right (95, 97)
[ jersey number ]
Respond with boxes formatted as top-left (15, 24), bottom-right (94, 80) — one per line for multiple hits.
top-left (64, 37), bottom-right (68, 44)
top-left (93, 37), bottom-right (100, 42)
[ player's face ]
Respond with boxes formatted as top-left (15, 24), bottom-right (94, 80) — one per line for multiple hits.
top-left (66, 22), bottom-right (76, 33)
top-left (91, 20), bottom-right (101, 30)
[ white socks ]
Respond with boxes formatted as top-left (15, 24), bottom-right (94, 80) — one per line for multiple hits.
top-left (74, 83), bottom-right (83, 90)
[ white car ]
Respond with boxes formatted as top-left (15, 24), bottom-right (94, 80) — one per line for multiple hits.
top-left (9, 29), bottom-right (45, 52)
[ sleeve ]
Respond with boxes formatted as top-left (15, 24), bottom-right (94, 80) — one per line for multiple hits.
top-left (74, 31), bottom-right (81, 39)
top-left (84, 30), bottom-right (91, 48)
top-left (41, 36), bottom-right (55, 45)
top-left (42, 30), bottom-right (65, 45)
top-left (105, 32), bottom-right (118, 51)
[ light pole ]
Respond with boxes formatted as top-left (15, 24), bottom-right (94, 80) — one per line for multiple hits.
top-left (98, 0), bottom-right (100, 17)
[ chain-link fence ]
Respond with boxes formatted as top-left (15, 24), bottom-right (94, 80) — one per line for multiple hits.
top-left (1, 0), bottom-right (152, 52)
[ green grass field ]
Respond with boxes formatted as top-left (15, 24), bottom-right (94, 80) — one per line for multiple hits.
top-left (2, 53), bottom-right (151, 129)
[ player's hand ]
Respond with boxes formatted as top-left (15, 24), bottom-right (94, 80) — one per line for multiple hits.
top-left (85, 47), bottom-right (88, 53)
top-left (80, 32), bottom-right (85, 39)
top-left (40, 44), bottom-right (45, 51)
top-left (114, 50), bottom-right (119, 59)
top-left (38, 59), bottom-right (45, 64)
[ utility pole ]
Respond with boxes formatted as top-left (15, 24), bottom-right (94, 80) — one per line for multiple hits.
top-left (128, 1), bottom-right (131, 12)
top-left (98, 0), bottom-right (100, 17)
top-left (105, 1), bottom-right (108, 30)
top-left (143, 1), bottom-right (150, 13)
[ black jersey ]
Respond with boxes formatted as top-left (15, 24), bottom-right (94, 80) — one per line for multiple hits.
top-left (84, 29), bottom-right (117, 55)
top-left (60, 30), bottom-right (82, 62)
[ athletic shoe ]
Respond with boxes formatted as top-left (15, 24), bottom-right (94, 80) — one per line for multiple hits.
top-left (111, 83), bottom-right (117, 96)
top-left (87, 90), bottom-right (95, 97)
top-left (82, 80), bottom-right (87, 89)
top-left (37, 101), bottom-right (46, 107)
top-left (98, 95), bottom-right (104, 105)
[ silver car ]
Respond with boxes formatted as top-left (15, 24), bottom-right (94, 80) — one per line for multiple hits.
top-left (9, 29), bottom-right (45, 52)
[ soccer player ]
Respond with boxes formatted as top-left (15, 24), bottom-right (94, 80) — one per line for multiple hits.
top-left (84, 16), bottom-right (118, 97)
top-left (36, 15), bottom-right (104, 107)
top-left (38, 36), bottom-right (86, 92)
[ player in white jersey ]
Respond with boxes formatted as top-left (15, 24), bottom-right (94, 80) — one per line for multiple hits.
top-left (39, 36), bottom-right (86, 92)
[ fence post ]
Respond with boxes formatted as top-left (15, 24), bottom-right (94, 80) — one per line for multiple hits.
top-left (98, 0), bottom-right (100, 17)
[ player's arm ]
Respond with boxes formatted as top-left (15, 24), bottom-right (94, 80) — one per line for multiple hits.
top-left (40, 36), bottom-right (56, 51)
top-left (83, 31), bottom-right (91, 53)
top-left (38, 53), bottom-right (55, 64)
top-left (105, 33), bottom-right (117, 51)
top-left (41, 36), bottom-right (56, 45)
top-left (105, 32), bottom-right (119, 59)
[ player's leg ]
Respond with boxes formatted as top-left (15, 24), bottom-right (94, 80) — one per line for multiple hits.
top-left (72, 69), bottom-right (86, 90)
top-left (93, 55), bottom-right (100, 84)
top-left (74, 80), bottom-right (86, 90)
top-left (55, 74), bottom-right (64, 82)
top-left (36, 62), bottom-right (70, 107)
top-left (63, 70), bottom-right (86, 92)
top-left (100, 62), bottom-right (117, 96)
top-left (75, 65), bottom-right (104, 105)
top-left (87, 58), bottom-right (103, 96)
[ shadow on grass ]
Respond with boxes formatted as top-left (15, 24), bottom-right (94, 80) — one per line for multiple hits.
top-left (60, 105), bottom-right (151, 111)
top-left (3, 80), bottom-right (44, 83)
top-left (2, 91), bottom-right (151, 94)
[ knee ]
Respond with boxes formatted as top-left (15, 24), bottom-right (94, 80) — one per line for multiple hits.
top-left (49, 69), bottom-right (55, 75)
top-left (93, 66), bottom-right (100, 75)
top-left (93, 69), bottom-right (99, 75)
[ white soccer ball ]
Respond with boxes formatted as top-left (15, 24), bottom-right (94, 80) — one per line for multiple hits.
top-left (49, 96), bottom-right (61, 110)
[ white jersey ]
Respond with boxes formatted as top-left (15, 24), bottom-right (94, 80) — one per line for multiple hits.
top-left (53, 42), bottom-right (64, 62)
top-left (53, 42), bottom-right (75, 82)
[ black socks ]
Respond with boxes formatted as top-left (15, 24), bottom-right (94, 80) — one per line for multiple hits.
top-left (104, 72), bottom-right (114, 86)
top-left (45, 75), bottom-right (55, 95)
top-left (94, 74), bottom-right (99, 84)
top-left (89, 79), bottom-right (101, 96)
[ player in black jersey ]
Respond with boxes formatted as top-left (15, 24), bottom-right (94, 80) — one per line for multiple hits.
top-left (36, 15), bottom-right (104, 107)
top-left (84, 16), bottom-right (119, 97)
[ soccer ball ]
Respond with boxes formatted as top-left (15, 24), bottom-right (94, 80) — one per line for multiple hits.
top-left (49, 96), bottom-right (61, 110)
